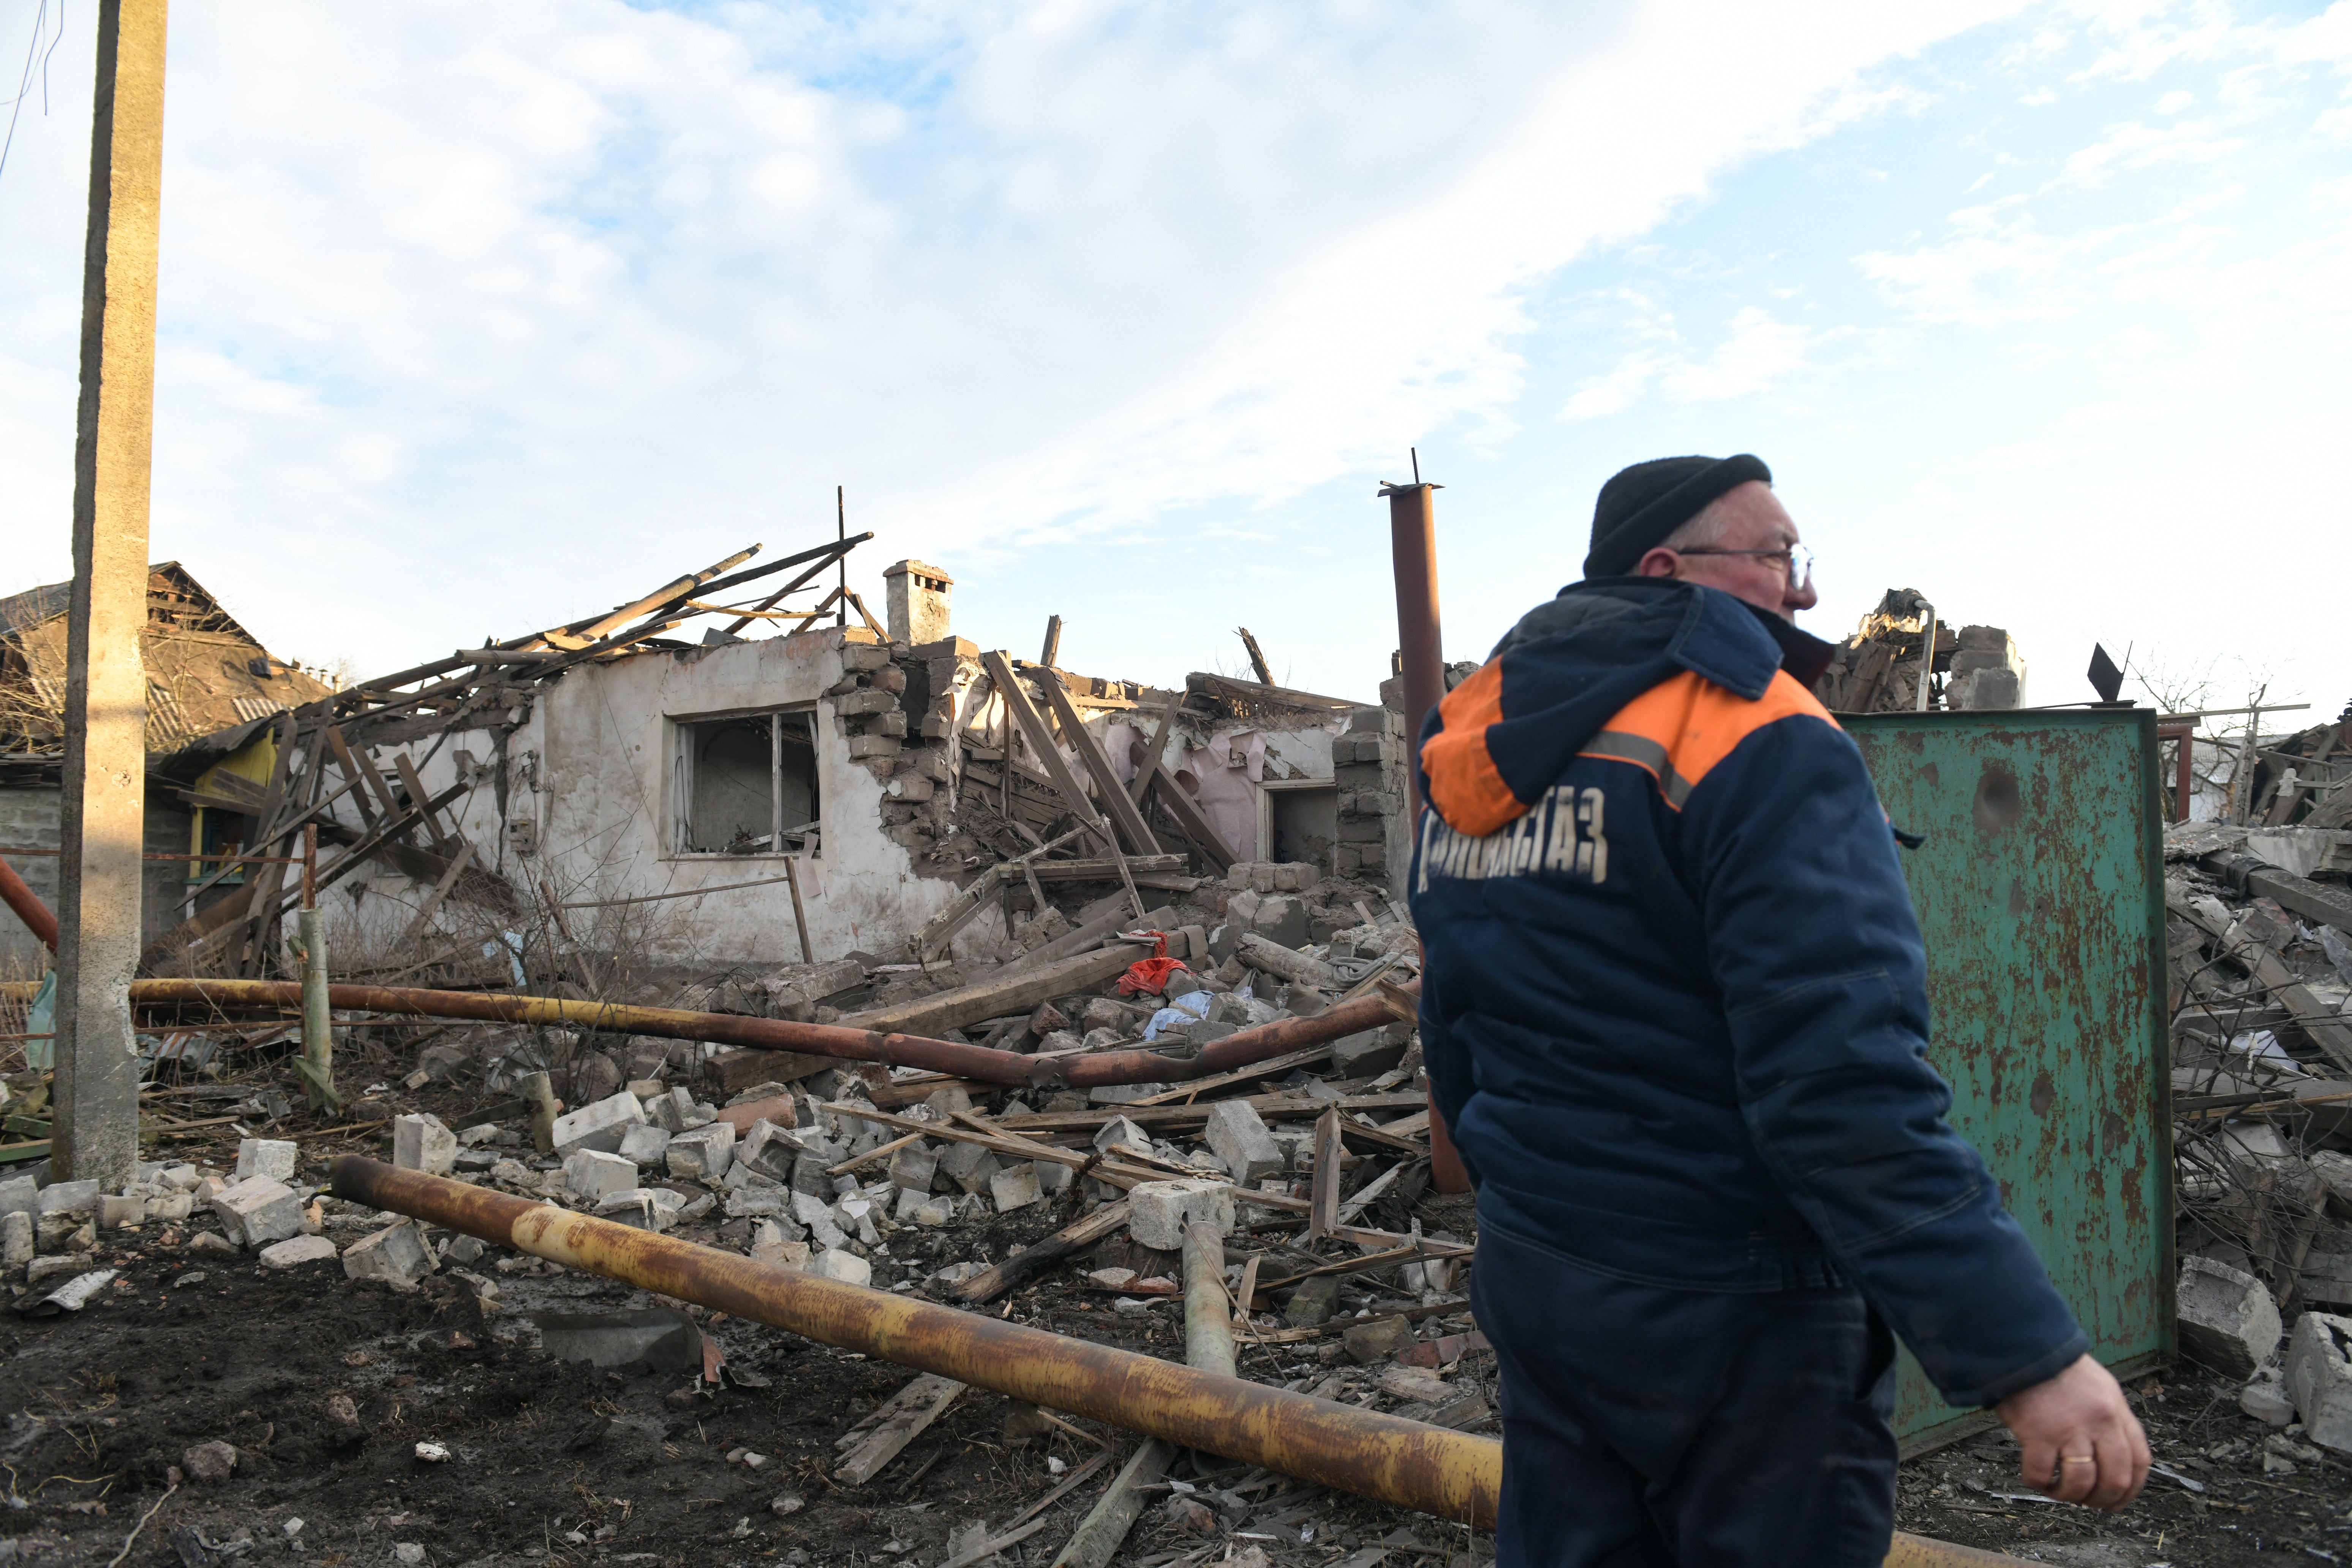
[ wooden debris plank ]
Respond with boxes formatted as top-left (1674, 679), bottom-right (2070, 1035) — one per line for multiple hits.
top-left (326, 726), bottom-right (397, 825)
top-left (836, 942), bottom-right (1146, 1037)
top-left (1127, 691), bottom-right (1181, 808)
top-left (982, 651), bottom-right (1120, 855)
top-left (1309, 1105), bottom-right (1343, 1239)
top-left (833, 1374), bottom-right (967, 1484)
top-left (1038, 670), bottom-right (1163, 857)
top-left (998, 903), bottom-right (1178, 980)
top-left (1143, 769), bottom-right (1238, 873)
top-left (2172, 895), bottom-right (2352, 1075)
top-left (397, 840), bottom-right (477, 947)
top-left (951, 1199), bottom-right (1132, 1305)
top-left (392, 752), bottom-right (455, 851)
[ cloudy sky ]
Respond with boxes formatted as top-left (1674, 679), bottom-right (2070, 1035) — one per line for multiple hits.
top-left (2, 0), bottom-right (2345, 721)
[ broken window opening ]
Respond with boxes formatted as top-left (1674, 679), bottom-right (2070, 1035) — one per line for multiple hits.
top-left (673, 708), bottom-right (820, 856)
top-left (1261, 781), bottom-right (1337, 872)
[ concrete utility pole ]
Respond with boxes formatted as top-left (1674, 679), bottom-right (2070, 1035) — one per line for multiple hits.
top-left (55, 0), bottom-right (171, 1189)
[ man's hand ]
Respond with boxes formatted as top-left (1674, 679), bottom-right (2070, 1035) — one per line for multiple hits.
top-left (1993, 1355), bottom-right (2150, 1510)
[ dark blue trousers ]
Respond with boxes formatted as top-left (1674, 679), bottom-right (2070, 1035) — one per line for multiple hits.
top-left (1471, 1219), bottom-right (1900, 1568)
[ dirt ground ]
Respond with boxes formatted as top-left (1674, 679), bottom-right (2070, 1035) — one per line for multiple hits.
top-left (1, 1195), bottom-right (2343, 1568)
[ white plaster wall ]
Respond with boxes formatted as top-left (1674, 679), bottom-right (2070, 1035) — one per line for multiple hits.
top-left (296, 629), bottom-right (965, 973)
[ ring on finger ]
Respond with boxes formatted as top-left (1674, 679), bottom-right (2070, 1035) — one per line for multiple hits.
top-left (2060, 1456), bottom-right (2095, 1464)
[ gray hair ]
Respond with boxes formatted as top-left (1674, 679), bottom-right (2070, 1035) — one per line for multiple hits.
top-left (1658, 493), bottom-right (1737, 553)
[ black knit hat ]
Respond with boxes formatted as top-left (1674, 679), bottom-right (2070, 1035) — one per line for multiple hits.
top-left (1582, 453), bottom-right (1772, 579)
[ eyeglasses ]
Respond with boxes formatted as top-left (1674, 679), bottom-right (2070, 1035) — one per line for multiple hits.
top-left (1673, 544), bottom-right (1813, 591)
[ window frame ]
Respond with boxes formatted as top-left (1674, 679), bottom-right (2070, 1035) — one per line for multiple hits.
top-left (668, 702), bottom-right (822, 859)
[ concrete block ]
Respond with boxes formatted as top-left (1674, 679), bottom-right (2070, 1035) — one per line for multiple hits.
top-left (2313, 1151), bottom-right (2352, 1221)
top-left (888, 1143), bottom-right (940, 1193)
top-left (894, 1187), bottom-right (952, 1226)
top-left (618, 1122), bottom-right (672, 1168)
top-left (736, 1120), bottom-right (804, 1182)
top-left (597, 1188), bottom-right (684, 1232)
top-left (990, 1164), bottom-right (1043, 1213)
top-left (0, 1176), bottom-right (36, 1223)
top-left (1203, 1101), bottom-right (1285, 1185)
top-left (2179, 1256), bottom-right (2282, 1377)
top-left (98, 1195), bottom-right (145, 1230)
top-left (564, 1149), bottom-right (640, 1200)
top-left (211, 1178), bottom-right (304, 1248)
top-left (1250, 895), bottom-right (1311, 948)
top-left (666, 1122), bottom-right (737, 1182)
top-left (1032, 1159), bottom-right (1073, 1195)
top-left (0, 1211), bottom-right (28, 1268)
top-left (1332, 1023), bottom-right (1412, 1079)
top-left (234, 1138), bottom-right (299, 1184)
top-left (393, 1114), bottom-right (458, 1176)
top-left (1094, 1116), bottom-right (1149, 1154)
top-left (1343, 1315), bottom-right (1412, 1364)
top-left (259, 1235), bottom-right (340, 1270)
top-left (791, 1152), bottom-right (838, 1198)
top-left (937, 1141), bottom-right (999, 1195)
top-left (650, 1086), bottom-right (717, 1134)
top-left (2285, 1312), bottom-right (2352, 1453)
top-left (1128, 1179), bottom-right (1236, 1250)
top-left (553, 1091), bottom-right (648, 1157)
top-left (38, 1180), bottom-right (99, 1220)
top-left (808, 1248), bottom-right (871, 1287)
top-left (343, 1223), bottom-right (435, 1286)
top-left (2241, 1380), bottom-right (2297, 1426)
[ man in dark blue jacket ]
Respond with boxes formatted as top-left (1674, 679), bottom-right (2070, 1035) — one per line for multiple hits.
top-left (1408, 454), bottom-right (2147, 1566)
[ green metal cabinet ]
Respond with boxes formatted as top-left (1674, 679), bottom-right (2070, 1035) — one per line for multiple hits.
top-left (1844, 708), bottom-right (2174, 1451)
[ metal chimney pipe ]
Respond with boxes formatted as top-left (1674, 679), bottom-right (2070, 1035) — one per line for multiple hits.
top-left (1381, 469), bottom-right (1471, 1195)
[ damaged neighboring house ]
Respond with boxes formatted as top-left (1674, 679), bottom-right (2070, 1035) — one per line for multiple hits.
top-left (149, 538), bottom-right (1416, 989)
top-left (1809, 588), bottom-right (2028, 714)
top-left (0, 563), bottom-right (334, 972)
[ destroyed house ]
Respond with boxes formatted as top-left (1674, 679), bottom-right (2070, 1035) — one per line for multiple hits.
top-left (140, 540), bottom-right (1413, 986)
top-left (0, 563), bottom-right (334, 972)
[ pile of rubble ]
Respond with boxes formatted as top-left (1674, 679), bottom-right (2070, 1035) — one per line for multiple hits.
top-left (1807, 588), bottom-right (2027, 713)
top-left (2164, 816), bottom-right (2352, 1454)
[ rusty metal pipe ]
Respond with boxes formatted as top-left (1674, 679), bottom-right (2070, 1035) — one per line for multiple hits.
top-left (332, 1159), bottom-right (2015, 1567)
top-left (119, 977), bottom-right (1416, 1091)
top-left (0, 855), bottom-right (58, 952)
top-left (331, 1158), bottom-right (1500, 1525)
top-left (1381, 476), bottom-right (1472, 1196)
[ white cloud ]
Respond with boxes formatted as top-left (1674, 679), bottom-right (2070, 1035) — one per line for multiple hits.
top-left (0, 0), bottom-right (2030, 676)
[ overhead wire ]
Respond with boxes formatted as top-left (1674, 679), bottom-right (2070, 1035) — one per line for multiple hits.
top-left (0, 0), bottom-right (65, 189)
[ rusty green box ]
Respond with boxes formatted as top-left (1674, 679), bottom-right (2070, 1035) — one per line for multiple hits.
top-left (1845, 708), bottom-right (2173, 1451)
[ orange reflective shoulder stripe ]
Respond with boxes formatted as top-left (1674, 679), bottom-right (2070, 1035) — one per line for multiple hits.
top-left (1420, 659), bottom-right (1521, 838)
top-left (1580, 670), bottom-right (1837, 810)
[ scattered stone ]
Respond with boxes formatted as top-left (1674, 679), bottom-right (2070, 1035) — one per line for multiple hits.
top-left (343, 1223), bottom-right (436, 1287)
top-left (1162, 1495), bottom-right (1218, 1533)
top-left (259, 1234), bottom-right (341, 1269)
top-left (414, 1442), bottom-right (451, 1463)
top-left (552, 1091), bottom-right (649, 1157)
top-left (2179, 1257), bottom-right (2283, 1378)
top-left (937, 1140), bottom-right (1001, 1195)
top-left (1203, 1100), bottom-right (1285, 1185)
top-left (2285, 1311), bottom-right (2352, 1453)
top-left (618, 1122), bottom-right (673, 1168)
top-left (649, 1086), bottom-right (717, 1134)
top-left (1032, 1160), bottom-right (1073, 1195)
top-left (667, 1122), bottom-right (738, 1182)
top-left (770, 1493), bottom-right (805, 1517)
top-left (1, 1210), bottom-right (35, 1267)
top-left (571, 1052), bottom-right (623, 1105)
top-left (564, 1150), bottom-right (640, 1200)
top-left (187, 1230), bottom-right (240, 1255)
top-left (1127, 1179), bottom-right (1236, 1251)
top-left (888, 1143), bottom-right (941, 1193)
top-left (234, 1138), bottom-right (299, 1184)
top-left (443, 1234), bottom-right (485, 1265)
top-left (807, 1247), bottom-right (872, 1287)
top-left (393, 1544), bottom-right (427, 1566)
top-left (181, 1441), bottom-right (238, 1484)
top-left (36, 1180), bottom-right (99, 1220)
top-left (2241, 1379), bottom-right (2297, 1427)
top-left (737, 1121), bottom-right (805, 1182)
top-left (25, 1256), bottom-right (89, 1286)
top-left (0, 1175), bottom-right (36, 1221)
top-left (173, 1271), bottom-right (206, 1289)
top-left (990, 1164), bottom-right (1043, 1213)
top-left (392, 1114), bottom-right (458, 1176)
top-left (1093, 1116), bottom-right (1149, 1154)
top-left (1285, 1275), bottom-right (1340, 1328)
top-left (210, 1178), bottom-right (305, 1248)
top-left (1331, 1023), bottom-right (1413, 1079)
top-left (1343, 1316), bottom-right (1413, 1365)
top-left (597, 1189), bottom-right (684, 1232)
top-left (415, 1043), bottom-right (473, 1084)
